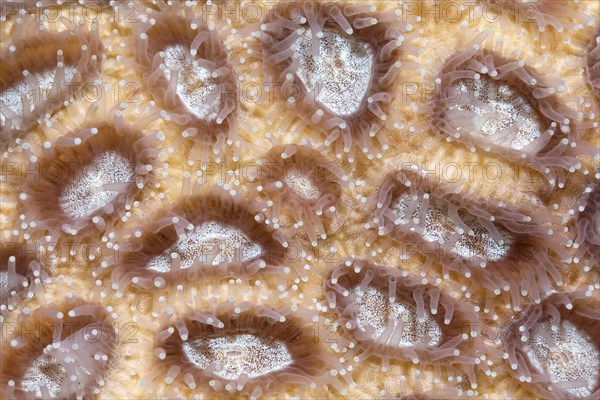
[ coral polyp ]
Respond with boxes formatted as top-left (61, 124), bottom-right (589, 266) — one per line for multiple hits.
top-left (143, 302), bottom-right (352, 398)
top-left (252, 143), bottom-right (347, 245)
top-left (0, 242), bottom-right (48, 314)
top-left (134, 3), bottom-right (237, 162)
top-left (430, 31), bottom-right (597, 187)
top-left (293, 27), bottom-right (373, 118)
top-left (0, 18), bottom-right (102, 147)
top-left (19, 104), bottom-right (163, 242)
top-left (0, 298), bottom-right (116, 399)
top-left (503, 290), bottom-right (600, 399)
top-left (256, 2), bottom-right (410, 157)
top-left (571, 172), bottom-right (600, 271)
top-left (98, 187), bottom-right (290, 295)
top-left (324, 259), bottom-right (483, 384)
top-left (367, 168), bottom-right (569, 309)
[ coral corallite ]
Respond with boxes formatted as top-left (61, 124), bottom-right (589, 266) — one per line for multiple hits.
top-left (0, 1), bottom-right (599, 399)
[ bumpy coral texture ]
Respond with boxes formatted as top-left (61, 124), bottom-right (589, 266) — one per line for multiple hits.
top-left (0, 1), bottom-right (599, 400)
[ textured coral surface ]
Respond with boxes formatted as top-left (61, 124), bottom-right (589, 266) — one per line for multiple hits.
top-left (1, 1), bottom-right (599, 399)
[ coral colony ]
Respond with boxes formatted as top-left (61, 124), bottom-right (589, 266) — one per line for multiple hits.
top-left (0, 1), bottom-right (599, 399)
